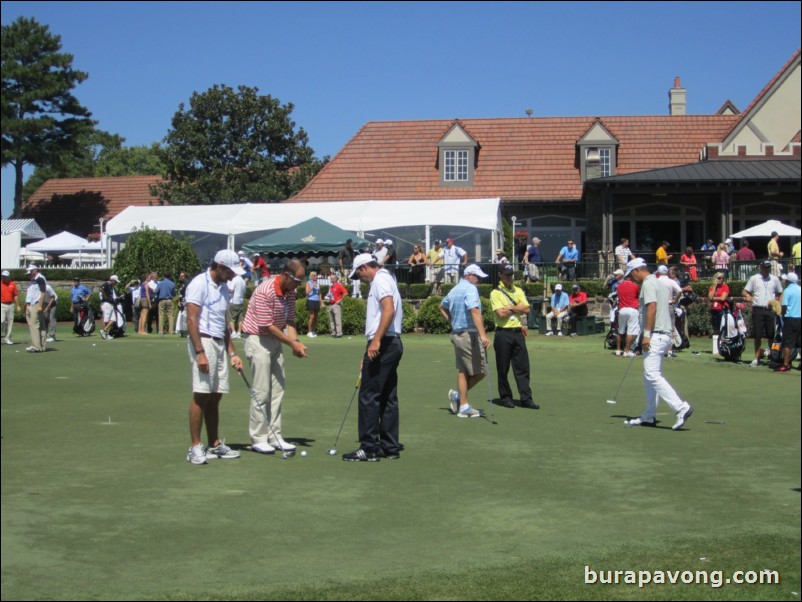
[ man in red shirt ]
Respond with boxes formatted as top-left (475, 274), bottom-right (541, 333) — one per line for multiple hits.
top-left (325, 274), bottom-right (349, 338)
top-left (567, 284), bottom-right (588, 337)
top-left (252, 253), bottom-right (269, 284)
top-left (615, 277), bottom-right (640, 356)
top-left (1, 270), bottom-right (21, 345)
top-left (241, 259), bottom-right (308, 454)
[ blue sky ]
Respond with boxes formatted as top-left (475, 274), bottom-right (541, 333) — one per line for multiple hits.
top-left (2, 0), bottom-right (800, 219)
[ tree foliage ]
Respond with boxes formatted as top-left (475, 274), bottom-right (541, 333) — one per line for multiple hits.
top-left (153, 84), bottom-right (325, 205)
top-left (112, 227), bottom-right (201, 287)
top-left (1, 16), bottom-right (94, 216)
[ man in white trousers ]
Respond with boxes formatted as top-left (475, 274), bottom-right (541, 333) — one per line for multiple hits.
top-left (623, 258), bottom-right (694, 431)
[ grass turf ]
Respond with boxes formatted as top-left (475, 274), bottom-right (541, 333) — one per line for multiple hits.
top-left (1, 329), bottom-right (799, 600)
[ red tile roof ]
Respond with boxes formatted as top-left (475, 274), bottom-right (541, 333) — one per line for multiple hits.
top-left (23, 175), bottom-right (161, 236)
top-left (290, 115), bottom-right (738, 203)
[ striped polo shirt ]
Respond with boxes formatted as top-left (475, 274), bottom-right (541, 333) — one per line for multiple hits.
top-left (241, 276), bottom-right (297, 335)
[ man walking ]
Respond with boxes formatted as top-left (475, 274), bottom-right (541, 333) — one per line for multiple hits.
top-left (184, 250), bottom-right (244, 465)
top-left (241, 259), bottom-right (309, 454)
top-left (490, 264), bottom-right (538, 410)
top-left (99, 275), bottom-right (120, 340)
top-left (427, 239), bottom-right (445, 294)
top-left (623, 258), bottom-right (693, 430)
top-left (338, 238), bottom-right (359, 298)
top-left (1, 270), bottom-right (21, 345)
top-left (343, 254), bottom-right (403, 462)
top-left (439, 264), bottom-right (491, 418)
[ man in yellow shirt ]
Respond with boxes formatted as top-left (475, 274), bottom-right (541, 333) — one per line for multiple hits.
top-left (792, 240), bottom-right (801, 278)
top-left (767, 231), bottom-right (784, 277)
top-left (427, 239), bottom-right (445, 294)
top-left (655, 241), bottom-right (672, 265)
top-left (490, 265), bottom-right (538, 410)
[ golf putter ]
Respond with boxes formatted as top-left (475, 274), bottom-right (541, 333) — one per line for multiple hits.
top-left (484, 349), bottom-right (497, 424)
top-left (239, 369), bottom-right (295, 457)
top-left (606, 351), bottom-right (638, 405)
top-left (329, 370), bottom-right (362, 455)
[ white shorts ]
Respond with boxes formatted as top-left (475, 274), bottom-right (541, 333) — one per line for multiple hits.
top-left (101, 302), bottom-right (115, 323)
top-left (618, 307), bottom-right (640, 336)
top-left (188, 337), bottom-right (230, 394)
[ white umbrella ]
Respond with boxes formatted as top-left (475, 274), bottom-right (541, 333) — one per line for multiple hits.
top-left (730, 220), bottom-right (801, 238)
top-left (19, 248), bottom-right (46, 261)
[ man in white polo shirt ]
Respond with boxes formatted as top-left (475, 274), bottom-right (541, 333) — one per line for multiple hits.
top-left (343, 254), bottom-right (404, 462)
top-left (184, 250), bottom-right (244, 465)
top-left (623, 258), bottom-right (694, 431)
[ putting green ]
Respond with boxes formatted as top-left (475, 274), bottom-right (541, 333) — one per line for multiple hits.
top-left (1, 330), bottom-right (799, 600)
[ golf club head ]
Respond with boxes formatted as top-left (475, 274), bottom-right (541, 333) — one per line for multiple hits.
top-left (281, 450), bottom-right (296, 459)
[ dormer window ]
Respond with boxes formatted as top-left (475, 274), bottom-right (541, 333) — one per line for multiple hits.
top-left (577, 120), bottom-right (618, 182)
top-left (438, 122), bottom-right (478, 187)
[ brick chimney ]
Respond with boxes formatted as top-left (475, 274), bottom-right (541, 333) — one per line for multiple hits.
top-left (669, 76), bottom-right (686, 116)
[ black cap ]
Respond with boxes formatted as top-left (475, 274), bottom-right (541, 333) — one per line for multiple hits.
top-left (761, 260), bottom-right (772, 268)
top-left (501, 264), bottom-right (515, 275)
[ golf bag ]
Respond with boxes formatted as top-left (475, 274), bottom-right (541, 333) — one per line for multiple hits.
top-left (73, 301), bottom-right (95, 337)
top-left (605, 293), bottom-right (619, 350)
top-left (768, 315), bottom-right (799, 370)
top-left (718, 306), bottom-right (746, 362)
top-left (673, 306), bottom-right (690, 351)
top-left (109, 301), bottom-right (126, 338)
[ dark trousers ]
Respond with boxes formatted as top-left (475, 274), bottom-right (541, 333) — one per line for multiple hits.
top-left (358, 336), bottom-right (403, 454)
top-left (494, 329), bottom-right (532, 404)
top-left (568, 307), bottom-right (588, 334)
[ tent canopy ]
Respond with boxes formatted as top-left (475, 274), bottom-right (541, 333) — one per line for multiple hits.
top-left (243, 217), bottom-right (371, 257)
top-left (27, 230), bottom-right (102, 252)
top-left (730, 220), bottom-right (801, 238)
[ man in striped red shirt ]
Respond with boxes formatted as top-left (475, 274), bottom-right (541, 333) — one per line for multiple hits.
top-left (241, 259), bottom-right (308, 454)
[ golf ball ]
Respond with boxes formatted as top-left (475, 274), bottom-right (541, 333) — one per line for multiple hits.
top-left (328, 449), bottom-right (337, 456)
top-left (300, 451), bottom-right (307, 457)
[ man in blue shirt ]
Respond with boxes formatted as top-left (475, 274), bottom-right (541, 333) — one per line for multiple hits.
top-left (155, 272), bottom-right (177, 336)
top-left (440, 264), bottom-right (491, 418)
top-left (523, 237), bottom-right (543, 283)
top-left (546, 284), bottom-right (570, 336)
top-left (70, 277), bottom-right (92, 332)
top-left (555, 239), bottom-right (579, 281)
top-left (777, 273), bottom-right (800, 372)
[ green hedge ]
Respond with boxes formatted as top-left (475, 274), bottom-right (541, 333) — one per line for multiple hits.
top-left (417, 296), bottom-right (496, 334)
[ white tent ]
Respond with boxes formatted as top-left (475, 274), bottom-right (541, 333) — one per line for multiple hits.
top-left (1, 219), bottom-right (46, 269)
top-left (730, 220), bottom-right (801, 238)
top-left (28, 231), bottom-right (99, 252)
top-left (106, 199), bottom-right (504, 261)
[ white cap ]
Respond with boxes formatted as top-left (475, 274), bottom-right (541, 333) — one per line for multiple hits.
top-left (782, 272), bottom-right (799, 283)
top-left (348, 253), bottom-right (377, 280)
top-left (725, 238), bottom-right (732, 244)
top-left (1, 270), bottom-right (10, 277)
top-left (613, 269), bottom-right (624, 276)
top-left (375, 238), bottom-right (384, 245)
top-left (25, 265), bottom-right (39, 272)
top-left (464, 264), bottom-right (488, 279)
top-left (656, 265), bottom-right (669, 275)
top-left (554, 284), bottom-right (563, 291)
top-left (237, 250), bottom-right (244, 256)
top-left (110, 275), bottom-right (120, 282)
top-left (215, 250), bottom-right (246, 275)
top-left (384, 239), bottom-right (393, 246)
top-left (624, 257), bottom-right (648, 278)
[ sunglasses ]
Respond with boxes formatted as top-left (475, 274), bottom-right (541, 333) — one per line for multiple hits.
top-left (285, 272), bottom-right (304, 283)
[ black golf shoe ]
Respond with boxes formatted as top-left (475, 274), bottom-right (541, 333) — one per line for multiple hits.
top-left (521, 400), bottom-right (540, 410)
top-left (342, 448), bottom-right (380, 462)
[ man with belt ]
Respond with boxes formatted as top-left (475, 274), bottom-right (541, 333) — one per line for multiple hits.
top-left (440, 264), bottom-right (491, 418)
top-left (490, 264), bottom-right (538, 410)
top-left (623, 258), bottom-right (693, 430)
top-left (184, 250), bottom-right (244, 465)
top-left (343, 253), bottom-right (404, 461)
top-left (743, 259), bottom-right (783, 368)
top-left (240, 259), bottom-right (308, 455)
top-left (24, 265), bottom-right (47, 352)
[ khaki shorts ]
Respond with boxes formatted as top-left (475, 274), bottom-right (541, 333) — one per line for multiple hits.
top-left (451, 331), bottom-right (484, 376)
top-left (188, 337), bottom-right (230, 394)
